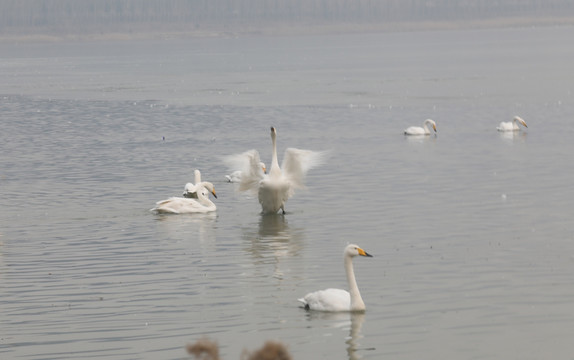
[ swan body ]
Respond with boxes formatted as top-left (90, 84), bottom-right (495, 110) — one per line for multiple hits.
top-left (183, 169), bottom-right (202, 198)
top-left (225, 162), bottom-right (266, 183)
top-left (404, 119), bottom-right (437, 135)
top-left (497, 116), bottom-right (528, 132)
top-left (298, 244), bottom-right (373, 312)
top-left (152, 182), bottom-right (217, 214)
top-left (225, 127), bottom-right (325, 214)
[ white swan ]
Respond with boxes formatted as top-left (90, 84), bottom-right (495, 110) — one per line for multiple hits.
top-left (497, 116), bottom-right (528, 132)
top-left (225, 127), bottom-right (325, 214)
top-left (225, 162), bottom-right (266, 183)
top-left (183, 169), bottom-right (202, 198)
top-left (151, 182), bottom-right (217, 214)
top-left (404, 119), bottom-right (437, 135)
top-left (298, 244), bottom-right (373, 312)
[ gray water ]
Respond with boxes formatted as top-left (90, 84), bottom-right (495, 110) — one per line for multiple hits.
top-left (1, 26), bottom-right (574, 359)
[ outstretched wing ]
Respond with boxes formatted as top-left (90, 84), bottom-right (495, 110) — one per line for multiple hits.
top-left (223, 149), bottom-right (265, 193)
top-left (281, 148), bottom-right (327, 190)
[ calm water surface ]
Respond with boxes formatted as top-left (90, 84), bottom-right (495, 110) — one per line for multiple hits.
top-left (1, 26), bottom-right (574, 359)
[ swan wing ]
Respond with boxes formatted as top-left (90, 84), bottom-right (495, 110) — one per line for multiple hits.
top-left (497, 121), bottom-right (514, 131)
top-left (281, 148), bottom-right (326, 190)
top-left (299, 288), bottom-right (351, 312)
top-left (151, 197), bottom-right (213, 214)
top-left (223, 149), bottom-right (265, 193)
top-left (183, 183), bottom-right (199, 198)
top-left (404, 126), bottom-right (425, 135)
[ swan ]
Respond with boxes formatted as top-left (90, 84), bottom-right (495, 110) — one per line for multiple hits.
top-left (497, 116), bottom-right (528, 132)
top-left (183, 169), bottom-right (202, 198)
top-left (151, 182), bottom-right (217, 214)
top-left (404, 119), bottom-right (437, 135)
top-left (225, 127), bottom-right (326, 214)
top-left (298, 244), bottom-right (373, 312)
top-left (225, 162), bottom-right (266, 183)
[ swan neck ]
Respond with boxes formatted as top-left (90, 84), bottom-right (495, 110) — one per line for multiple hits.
top-left (423, 120), bottom-right (430, 134)
top-left (345, 255), bottom-right (365, 311)
top-left (270, 132), bottom-right (280, 172)
top-left (197, 185), bottom-right (215, 209)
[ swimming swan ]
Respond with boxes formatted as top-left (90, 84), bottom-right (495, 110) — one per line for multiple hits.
top-left (183, 169), bottom-right (202, 198)
top-left (225, 127), bottom-right (326, 214)
top-left (298, 244), bottom-right (373, 312)
top-left (404, 119), bottom-right (437, 135)
top-left (497, 116), bottom-right (528, 132)
top-left (152, 182), bottom-right (217, 214)
top-left (225, 162), bottom-right (266, 183)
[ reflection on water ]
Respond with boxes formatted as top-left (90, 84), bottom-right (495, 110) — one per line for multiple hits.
top-left (499, 130), bottom-right (528, 141)
top-left (404, 134), bottom-right (438, 143)
top-left (154, 212), bottom-right (217, 244)
top-left (304, 311), bottom-right (366, 360)
top-left (242, 214), bottom-right (304, 279)
top-left (346, 313), bottom-right (366, 360)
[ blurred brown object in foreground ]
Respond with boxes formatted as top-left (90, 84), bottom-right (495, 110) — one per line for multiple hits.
top-left (187, 338), bottom-right (220, 360)
top-left (241, 341), bottom-right (292, 360)
top-left (186, 338), bottom-right (292, 360)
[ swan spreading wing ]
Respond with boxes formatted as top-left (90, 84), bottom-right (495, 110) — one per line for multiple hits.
top-left (223, 149), bottom-right (265, 193)
top-left (281, 148), bottom-right (328, 190)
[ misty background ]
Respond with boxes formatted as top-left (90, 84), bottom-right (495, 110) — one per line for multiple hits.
top-left (2, 0), bottom-right (574, 40)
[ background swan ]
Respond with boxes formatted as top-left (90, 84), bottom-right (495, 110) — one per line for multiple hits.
top-left (298, 244), bottom-right (373, 312)
top-left (225, 162), bottom-right (266, 183)
top-left (152, 182), bottom-right (217, 214)
top-left (183, 169), bottom-right (202, 198)
top-left (404, 119), bottom-right (437, 135)
top-left (225, 127), bottom-right (326, 214)
top-left (497, 116), bottom-right (528, 132)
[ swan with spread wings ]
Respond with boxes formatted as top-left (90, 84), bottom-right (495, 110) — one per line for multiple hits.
top-left (225, 127), bottom-right (326, 214)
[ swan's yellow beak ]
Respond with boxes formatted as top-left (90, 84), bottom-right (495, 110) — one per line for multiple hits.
top-left (211, 189), bottom-right (217, 199)
top-left (263, 165), bottom-right (267, 174)
top-left (358, 248), bottom-right (373, 257)
top-left (432, 124), bottom-right (437, 132)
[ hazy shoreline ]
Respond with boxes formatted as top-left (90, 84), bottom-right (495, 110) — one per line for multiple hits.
top-left (2, 16), bottom-right (574, 43)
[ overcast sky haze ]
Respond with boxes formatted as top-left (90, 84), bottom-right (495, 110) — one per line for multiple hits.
top-left (1, 0), bottom-right (574, 40)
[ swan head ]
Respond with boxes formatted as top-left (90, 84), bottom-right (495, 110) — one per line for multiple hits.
top-left (345, 244), bottom-right (373, 258)
top-left (513, 116), bottom-right (528, 128)
top-left (425, 119), bottom-right (437, 132)
top-left (200, 182), bottom-right (217, 199)
top-left (270, 126), bottom-right (277, 140)
top-left (260, 162), bottom-right (267, 174)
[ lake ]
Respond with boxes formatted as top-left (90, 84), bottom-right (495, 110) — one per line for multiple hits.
top-left (1, 25), bottom-right (574, 359)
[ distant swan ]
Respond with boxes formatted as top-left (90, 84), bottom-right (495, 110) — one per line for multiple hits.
top-left (404, 119), bottom-right (437, 135)
top-left (497, 116), bottom-right (528, 132)
top-left (298, 244), bottom-right (373, 312)
top-left (152, 182), bottom-right (217, 214)
top-left (183, 169), bottom-right (202, 198)
top-left (225, 127), bottom-right (325, 214)
top-left (225, 162), bottom-right (266, 183)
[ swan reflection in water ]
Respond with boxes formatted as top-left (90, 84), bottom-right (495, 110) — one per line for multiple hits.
top-left (499, 130), bottom-right (528, 141)
top-left (242, 213), bottom-right (304, 277)
top-left (305, 311), bottom-right (367, 360)
top-left (154, 212), bottom-right (217, 246)
top-left (404, 132), bottom-right (437, 144)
